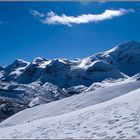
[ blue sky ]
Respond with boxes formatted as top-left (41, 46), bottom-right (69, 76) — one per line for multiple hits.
top-left (0, 2), bottom-right (140, 66)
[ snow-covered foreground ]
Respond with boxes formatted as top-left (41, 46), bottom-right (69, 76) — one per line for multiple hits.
top-left (1, 75), bottom-right (140, 127)
top-left (0, 87), bottom-right (140, 139)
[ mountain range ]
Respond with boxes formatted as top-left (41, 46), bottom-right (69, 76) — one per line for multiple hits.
top-left (0, 40), bottom-right (140, 124)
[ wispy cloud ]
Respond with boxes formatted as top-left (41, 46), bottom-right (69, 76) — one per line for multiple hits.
top-left (30, 10), bottom-right (45, 18)
top-left (31, 9), bottom-right (134, 27)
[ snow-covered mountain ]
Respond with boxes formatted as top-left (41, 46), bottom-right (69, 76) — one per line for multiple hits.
top-left (2, 40), bottom-right (140, 87)
top-left (0, 40), bottom-right (140, 123)
top-left (4, 59), bottom-right (29, 81)
top-left (3, 40), bottom-right (140, 88)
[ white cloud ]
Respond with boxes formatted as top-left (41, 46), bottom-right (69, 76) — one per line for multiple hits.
top-left (31, 9), bottom-right (134, 27)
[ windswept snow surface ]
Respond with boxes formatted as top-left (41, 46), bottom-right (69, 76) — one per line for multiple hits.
top-left (0, 88), bottom-right (140, 139)
top-left (1, 75), bottom-right (140, 127)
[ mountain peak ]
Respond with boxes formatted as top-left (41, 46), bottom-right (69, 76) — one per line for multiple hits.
top-left (108, 40), bottom-right (140, 53)
top-left (15, 59), bottom-right (29, 64)
top-left (6, 59), bottom-right (29, 70)
top-left (117, 40), bottom-right (140, 48)
top-left (32, 57), bottom-right (47, 65)
top-left (105, 40), bottom-right (140, 59)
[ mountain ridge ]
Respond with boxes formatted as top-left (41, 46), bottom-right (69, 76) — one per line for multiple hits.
top-left (0, 40), bottom-right (140, 122)
top-left (1, 40), bottom-right (140, 88)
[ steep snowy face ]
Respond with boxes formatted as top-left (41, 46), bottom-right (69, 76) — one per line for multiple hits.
top-left (44, 59), bottom-right (71, 76)
top-left (17, 58), bottom-right (51, 83)
top-left (79, 40), bottom-right (140, 79)
top-left (5, 59), bottom-right (29, 72)
top-left (39, 59), bottom-right (72, 87)
top-left (4, 59), bottom-right (29, 81)
top-left (107, 40), bottom-right (140, 76)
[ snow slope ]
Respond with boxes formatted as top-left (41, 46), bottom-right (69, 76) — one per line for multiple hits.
top-left (1, 74), bottom-right (140, 127)
top-left (0, 87), bottom-right (140, 139)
